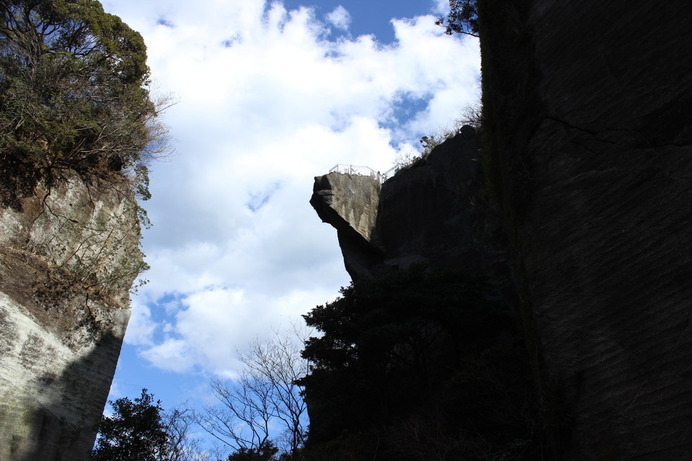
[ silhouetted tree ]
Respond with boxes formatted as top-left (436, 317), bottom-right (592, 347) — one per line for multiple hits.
top-left (200, 332), bottom-right (308, 460)
top-left (166, 407), bottom-right (209, 461)
top-left (92, 389), bottom-right (170, 461)
top-left (300, 267), bottom-right (540, 460)
top-left (226, 441), bottom-right (279, 461)
top-left (436, 0), bottom-right (479, 36)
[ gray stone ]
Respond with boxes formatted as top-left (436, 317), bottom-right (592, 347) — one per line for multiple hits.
top-left (0, 172), bottom-right (141, 460)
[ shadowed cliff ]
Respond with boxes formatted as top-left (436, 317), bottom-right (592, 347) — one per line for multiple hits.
top-left (311, 126), bottom-right (502, 281)
top-left (309, 1), bottom-right (692, 458)
top-left (479, 0), bottom-right (692, 458)
top-left (308, 128), bottom-right (539, 459)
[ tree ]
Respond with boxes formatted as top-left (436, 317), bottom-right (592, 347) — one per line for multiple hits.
top-left (166, 407), bottom-right (209, 461)
top-left (0, 0), bottom-right (165, 208)
top-left (300, 267), bottom-right (540, 460)
top-left (93, 391), bottom-right (209, 461)
top-left (226, 441), bottom-right (279, 461)
top-left (92, 389), bottom-right (170, 461)
top-left (436, 0), bottom-right (479, 36)
top-left (200, 332), bottom-right (309, 460)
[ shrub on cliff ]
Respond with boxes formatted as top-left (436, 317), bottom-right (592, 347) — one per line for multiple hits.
top-left (0, 0), bottom-right (165, 208)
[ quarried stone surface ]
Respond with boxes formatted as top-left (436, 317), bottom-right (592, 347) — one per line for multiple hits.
top-left (480, 0), bottom-right (692, 458)
top-left (310, 172), bottom-right (383, 279)
top-left (0, 172), bottom-right (141, 460)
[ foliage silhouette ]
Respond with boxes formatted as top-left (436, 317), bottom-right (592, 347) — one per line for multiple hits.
top-left (301, 267), bottom-right (539, 460)
top-left (226, 441), bottom-right (279, 461)
top-left (91, 389), bottom-right (170, 461)
top-left (436, 0), bottom-right (479, 36)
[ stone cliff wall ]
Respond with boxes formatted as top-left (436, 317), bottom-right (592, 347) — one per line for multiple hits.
top-left (308, 128), bottom-right (537, 458)
top-left (0, 173), bottom-right (142, 460)
top-left (480, 0), bottom-right (692, 458)
top-left (376, 127), bottom-right (499, 274)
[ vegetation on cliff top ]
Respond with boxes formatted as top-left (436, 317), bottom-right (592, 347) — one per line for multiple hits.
top-left (0, 0), bottom-right (165, 209)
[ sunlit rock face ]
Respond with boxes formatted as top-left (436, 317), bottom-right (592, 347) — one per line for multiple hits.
top-left (480, 0), bottom-right (692, 458)
top-left (310, 171), bottom-right (383, 279)
top-left (0, 172), bottom-right (141, 460)
top-left (311, 126), bottom-right (498, 281)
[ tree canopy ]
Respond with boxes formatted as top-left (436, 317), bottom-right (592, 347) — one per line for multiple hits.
top-left (0, 0), bottom-right (160, 207)
top-left (226, 441), bottom-right (279, 461)
top-left (91, 389), bottom-right (170, 461)
top-left (300, 267), bottom-right (539, 459)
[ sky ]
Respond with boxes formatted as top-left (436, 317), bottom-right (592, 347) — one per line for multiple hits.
top-left (98, 0), bottom-right (480, 444)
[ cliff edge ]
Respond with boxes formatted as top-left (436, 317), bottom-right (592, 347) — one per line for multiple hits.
top-left (310, 1), bottom-right (692, 458)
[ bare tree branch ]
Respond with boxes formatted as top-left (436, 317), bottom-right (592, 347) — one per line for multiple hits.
top-left (199, 329), bottom-right (310, 459)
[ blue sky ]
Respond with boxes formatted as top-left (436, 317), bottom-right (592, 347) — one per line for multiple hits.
top-left (99, 0), bottom-right (480, 453)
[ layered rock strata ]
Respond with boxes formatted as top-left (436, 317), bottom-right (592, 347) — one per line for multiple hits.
top-left (0, 173), bottom-right (142, 460)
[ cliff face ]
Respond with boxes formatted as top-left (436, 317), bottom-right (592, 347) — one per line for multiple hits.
top-left (311, 2), bottom-right (692, 458)
top-left (0, 173), bottom-right (143, 460)
top-left (308, 128), bottom-right (539, 459)
top-left (480, 0), bottom-right (692, 458)
top-left (310, 172), bottom-right (383, 279)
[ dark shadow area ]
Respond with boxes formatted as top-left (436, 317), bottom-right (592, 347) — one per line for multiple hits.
top-left (15, 331), bottom-right (123, 461)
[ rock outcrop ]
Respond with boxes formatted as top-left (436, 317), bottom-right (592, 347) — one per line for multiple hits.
top-left (309, 128), bottom-right (538, 459)
top-left (310, 172), bottom-right (383, 279)
top-left (311, 126), bottom-right (499, 281)
top-left (0, 173), bottom-right (143, 460)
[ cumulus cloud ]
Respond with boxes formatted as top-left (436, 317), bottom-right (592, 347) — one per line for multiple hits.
top-left (326, 5), bottom-right (351, 30)
top-left (106, 0), bottom-right (480, 376)
top-left (124, 301), bottom-right (156, 346)
top-left (431, 0), bottom-right (451, 16)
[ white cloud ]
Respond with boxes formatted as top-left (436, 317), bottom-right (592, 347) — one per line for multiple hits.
top-left (105, 0), bottom-right (481, 377)
top-left (125, 302), bottom-right (157, 347)
top-left (326, 5), bottom-right (351, 31)
top-left (431, 0), bottom-right (451, 16)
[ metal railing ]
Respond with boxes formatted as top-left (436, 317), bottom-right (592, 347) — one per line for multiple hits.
top-left (329, 164), bottom-right (398, 183)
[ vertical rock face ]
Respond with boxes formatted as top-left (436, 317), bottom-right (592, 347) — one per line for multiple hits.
top-left (0, 173), bottom-right (142, 460)
top-left (376, 127), bottom-right (497, 273)
top-left (480, 0), bottom-right (692, 458)
top-left (313, 2), bottom-right (692, 456)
